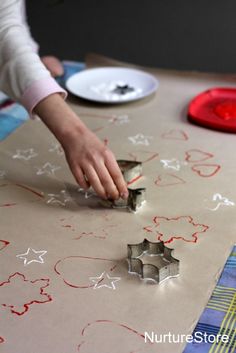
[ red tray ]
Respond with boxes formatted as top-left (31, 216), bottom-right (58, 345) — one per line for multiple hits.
top-left (188, 87), bottom-right (236, 132)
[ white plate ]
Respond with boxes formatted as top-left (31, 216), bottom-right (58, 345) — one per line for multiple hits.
top-left (65, 67), bottom-right (158, 103)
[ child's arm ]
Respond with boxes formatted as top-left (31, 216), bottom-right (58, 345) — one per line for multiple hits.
top-left (0, 0), bottom-right (66, 113)
top-left (0, 0), bottom-right (128, 199)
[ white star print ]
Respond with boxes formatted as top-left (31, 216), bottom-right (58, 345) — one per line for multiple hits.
top-left (109, 114), bottom-right (130, 125)
top-left (89, 272), bottom-right (121, 290)
top-left (208, 193), bottom-right (235, 211)
top-left (160, 158), bottom-right (182, 171)
top-left (36, 162), bottom-right (61, 176)
top-left (49, 142), bottom-right (64, 156)
top-left (12, 148), bottom-right (38, 161)
top-left (46, 190), bottom-right (72, 206)
top-left (128, 134), bottom-right (153, 146)
top-left (16, 248), bottom-right (47, 266)
top-left (77, 187), bottom-right (97, 199)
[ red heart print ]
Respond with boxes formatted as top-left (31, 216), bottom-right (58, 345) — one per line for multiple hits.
top-left (162, 129), bottom-right (188, 140)
top-left (155, 174), bottom-right (186, 186)
top-left (185, 149), bottom-right (214, 163)
top-left (192, 164), bottom-right (221, 177)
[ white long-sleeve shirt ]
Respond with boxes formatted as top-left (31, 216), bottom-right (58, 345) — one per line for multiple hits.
top-left (0, 0), bottom-right (66, 114)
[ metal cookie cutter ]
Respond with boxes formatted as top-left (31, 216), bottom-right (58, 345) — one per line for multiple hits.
top-left (112, 84), bottom-right (135, 95)
top-left (117, 160), bottom-right (142, 185)
top-left (102, 187), bottom-right (146, 212)
top-left (127, 238), bottom-right (179, 284)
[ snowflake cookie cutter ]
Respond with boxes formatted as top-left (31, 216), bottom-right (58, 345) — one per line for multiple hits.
top-left (117, 160), bottom-right (142, 185)
top-left (102, 187), bottom-right (146, 212)
top-left (127, 238), bottom-right (179, 284)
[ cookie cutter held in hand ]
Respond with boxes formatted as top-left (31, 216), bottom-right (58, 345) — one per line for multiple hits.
top-left (102, 187), bottom-right (146, 212)
top-left (101, 160), bottom-right (145, 211)
top-left (127, 239), bottom-right (179, 284)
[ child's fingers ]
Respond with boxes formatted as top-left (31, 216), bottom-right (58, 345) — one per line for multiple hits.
top-left (72, 165), bottom-right (90, 190)
top-left (94, 160), bottom-right (120, 200)
top-left (41, 56), bottom-right (64, 77)
top-left (104, 151), bottom-right (129, 199)
top-left (83, 165), bottom-right (107, 199)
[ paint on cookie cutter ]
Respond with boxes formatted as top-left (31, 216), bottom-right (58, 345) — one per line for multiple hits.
top-left (102, 188), bottom-right (146, 212)
top-left (117, 160), bottom-right (142, 185)
top-left (127, 238), bottom-right (179, 284)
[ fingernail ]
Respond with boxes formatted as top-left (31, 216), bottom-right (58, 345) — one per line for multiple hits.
top-left (121, 191), bottom-right (129, 199)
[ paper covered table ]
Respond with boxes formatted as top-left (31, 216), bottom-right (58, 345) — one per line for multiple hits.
top-left (0, 55), bottom-right (235, 353)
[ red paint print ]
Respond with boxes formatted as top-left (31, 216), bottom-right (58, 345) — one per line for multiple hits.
top-left (73, 223), bottom-right (115, 241)
top-left (128, 150), bottom-right (159, 164)
top-left (54, 256), bottom-right (117, 289)
top-left (0, 203), bottom-right (17, 207)
top-left (15, 183), bottom-right (44, 199)
top-left (0, 272), bottom-right (52, 315)
top-left (162, 129), bottom-right (188, 141)
top-left (191, 164), bottom-right (221, 177)
top-left (77, 320), bottom-right (151, 353)
top-left (155, 174), bottom-right (186, 187)
top-left (0, 183), bottom-right (43, 209)
top-left (185, 149), bottom-right (214, 163)
top-left (74, 231), bottom-right (107, 241)
top-left (60, 217), bottom-right (116, 239)
top-left (0, 337), bottom-right (4, 344)
top-left (144, 216), bottom-right (209, 243)
top-left (60, 220), bottom-right (75, 231)
top-left (0, 240), bottom-right (10, 251)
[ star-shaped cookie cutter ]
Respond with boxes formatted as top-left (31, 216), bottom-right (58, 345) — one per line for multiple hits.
top-left (112, 84), bottom-right (135, 95)
top-left (127, 239), bottom-right (179, 284)
top-left (117, 160), bottom-right (142, 185)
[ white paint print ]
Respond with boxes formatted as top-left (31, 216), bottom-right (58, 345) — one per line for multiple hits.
top-left (160, 159), bottom-right (181, 171)
top-left (109, 114), bottom-right (130, 125)
top-left (89, 272), bottom-right (121, 290)
top-left (90, 81), bottom-right (142, 102)
top-left (128, 134), bottom-right (153, 146)
top-left (16, 248), bottom-right (47, 266)
top-left (12, 148), bottom-right (38, 161)
top-left (77, 187), bottom-right (97, 199)
top-left (36, 162), bottom-right (61, 176)
top-left (49, 142), bottom-right (64, 156)
top-left (46, 190), bottom-right (72, 206)
top-left (207, 193), bottom-right (235, 211)
top-left (160, 158), bottom-right (188, 171)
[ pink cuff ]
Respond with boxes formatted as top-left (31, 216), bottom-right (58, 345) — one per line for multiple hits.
top-left (21, 76), bottom-right (67, 116)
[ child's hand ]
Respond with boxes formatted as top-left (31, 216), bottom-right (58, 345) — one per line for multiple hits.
top-left (62, 125), bottom-right (128, 200)
top-left (35, 93), bottom-right (128, 200)
top-left (41, 56), bottom-right (64, 77)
